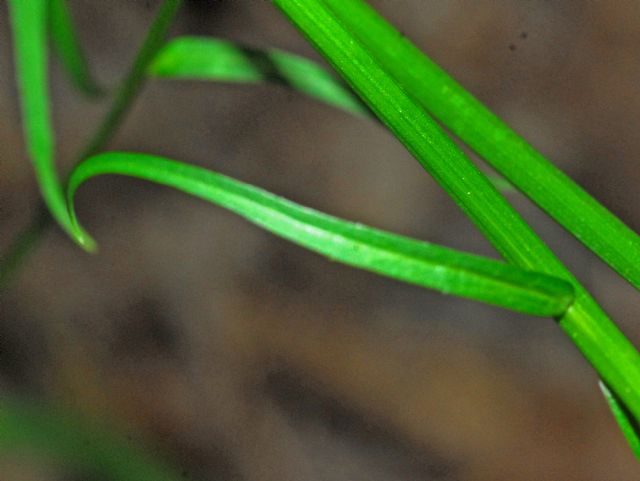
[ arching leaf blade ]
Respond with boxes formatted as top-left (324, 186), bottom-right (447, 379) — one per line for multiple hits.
top-left (67, 151), bottom-right (574, 317)
top-left (7, 0), bottom-right (95, 250)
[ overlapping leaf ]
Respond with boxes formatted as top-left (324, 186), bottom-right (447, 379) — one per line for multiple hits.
top-left (319, 0), bottom-right (640, 293)
top-left (272, 0), bottom-right (640, 422)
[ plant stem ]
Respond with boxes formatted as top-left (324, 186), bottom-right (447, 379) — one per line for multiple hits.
top-left (0, 0), bottom-right (182, 287)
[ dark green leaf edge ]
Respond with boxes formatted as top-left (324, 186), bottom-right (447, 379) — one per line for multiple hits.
top-left (599, 381), bottom-right (640, 460)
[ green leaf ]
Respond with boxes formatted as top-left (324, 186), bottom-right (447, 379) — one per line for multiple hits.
top-left (599, 382), bottom-right (640, 460)
top-left (319, 0), bottom-right (640, 293)
top-left (67, 151), bottom-right (574, 317)
top-left (149, 36), bottom-right (368, 116)
top-left (49, 0), bottom-right (102, 97)
top-left (0, 397), bottom-right (183, 481)
top-left (271, 0), bottom-right (640, 422)
top-left (7, 0), bottom-right (94, 250)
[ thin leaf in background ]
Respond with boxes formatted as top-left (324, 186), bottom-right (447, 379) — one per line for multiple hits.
top-left (68, 151), bottom-right (574, 317)
top-left (149, 36), bottom-right (368, 116)
top-left (599, 382), bottom-right (640, 460)
top-left (49, 0), bottom-right (102, 97)
top-left (321, 0), bottom-right (640, 293)
top-left (0, 398), bottom-right (184, 481)
top-left (271, 0), bottom-right (640, 423)
top-left (7, 0), bottom-right (93, 249)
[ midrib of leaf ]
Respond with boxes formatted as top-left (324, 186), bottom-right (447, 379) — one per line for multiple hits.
top-left (320, 0), bottom-right (640, 293)
top-left (271, 0), bottom-right (640, 420)
top-left (67, 151), bottom-right (574, 317)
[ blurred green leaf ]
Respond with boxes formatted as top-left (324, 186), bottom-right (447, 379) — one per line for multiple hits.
top-left (0, 397), bottom-right (184, 481)
top-left (68, 151), bottom-right (574, 316)
top-left (149, 36), bottom-right (368, 116)
top-left (49, 0), bottom-right (103, 97)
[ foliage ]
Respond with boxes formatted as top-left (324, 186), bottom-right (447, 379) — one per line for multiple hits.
top-left (2, 0), bottom-right (639, 474)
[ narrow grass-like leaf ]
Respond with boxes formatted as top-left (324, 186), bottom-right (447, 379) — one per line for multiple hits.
top-left (49, 0), bottom-right (102, 96)
top-left (77, 0), bottom-right (182, 161)
top-left (7, 0), bottom-right (94, 249)
top-left (320, 0), bottom-right (640, 292)
top-left (0, 397), bottom-right (184, 481)
top-left (149, 36), bottom-right (367, 116)
top-left (272, 0), bottom-right (640, 421)
top-left (599, 381), bottom-right (640, 460)
top-left (1, 0), bottom-right (182, 285)
top-left (68, 152), bottom-right (574, 316)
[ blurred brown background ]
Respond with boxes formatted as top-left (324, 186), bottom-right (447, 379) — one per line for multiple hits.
top-left (1, 0), bottom-right (640, 479)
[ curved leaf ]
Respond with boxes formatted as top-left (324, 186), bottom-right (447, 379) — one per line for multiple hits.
top-left (0, 397), bottom-right (183, 481)
top-left (67, 152), bottom-right (574, 317)
top-left (7, 0), bottom-right (94, 250)
top-left (148, 36), bottom-right (368, 116)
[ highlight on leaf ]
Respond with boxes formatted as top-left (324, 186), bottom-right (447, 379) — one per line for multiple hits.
top-left (67, 152), bottom-right (574, 317)
top-left (148, 36), bottom-right (368, 116)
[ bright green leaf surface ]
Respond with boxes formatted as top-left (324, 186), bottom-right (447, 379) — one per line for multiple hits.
top-left (599, 382), bottom-right (640, 460)
top-left (68, 152), bottom-right (574, 317)
top-left (7, 0), bottom-right (94, 250)
top-left (149, 36), bottom-right (368, 116)
top-left (49, 0), bottom-right (102, 96)
top-left (272, 0), bottom-right (640, 422)
top-left (0, 398), bottom-right (183, 481)
top-left (320, 0), bottom-right (640, 293)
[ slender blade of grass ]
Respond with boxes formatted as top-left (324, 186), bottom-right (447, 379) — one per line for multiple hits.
top-left (49, 0), bottom-right (102, 97)
top-left (271, 0), bottom-right (640, 422)
top-left (0, 397), bottom-right (183, 481)
top-left (149, 36), bottom-right (518, 197)
top-left (599, 381), bottom-right (640, 460)
top-left (320, 0), bottom-right (640, 293)
top-left (7, 0), bottom-right (93, 249)
top-left (68, 151), bottom-right (574, 317)
top-left (1, 0), bottom-right (182, 285)
top-left (149, 36), bottom-right (368, 116)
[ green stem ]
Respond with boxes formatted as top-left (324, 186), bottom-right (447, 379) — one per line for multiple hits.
top-left (0, 0), bottom-right (182, 286)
